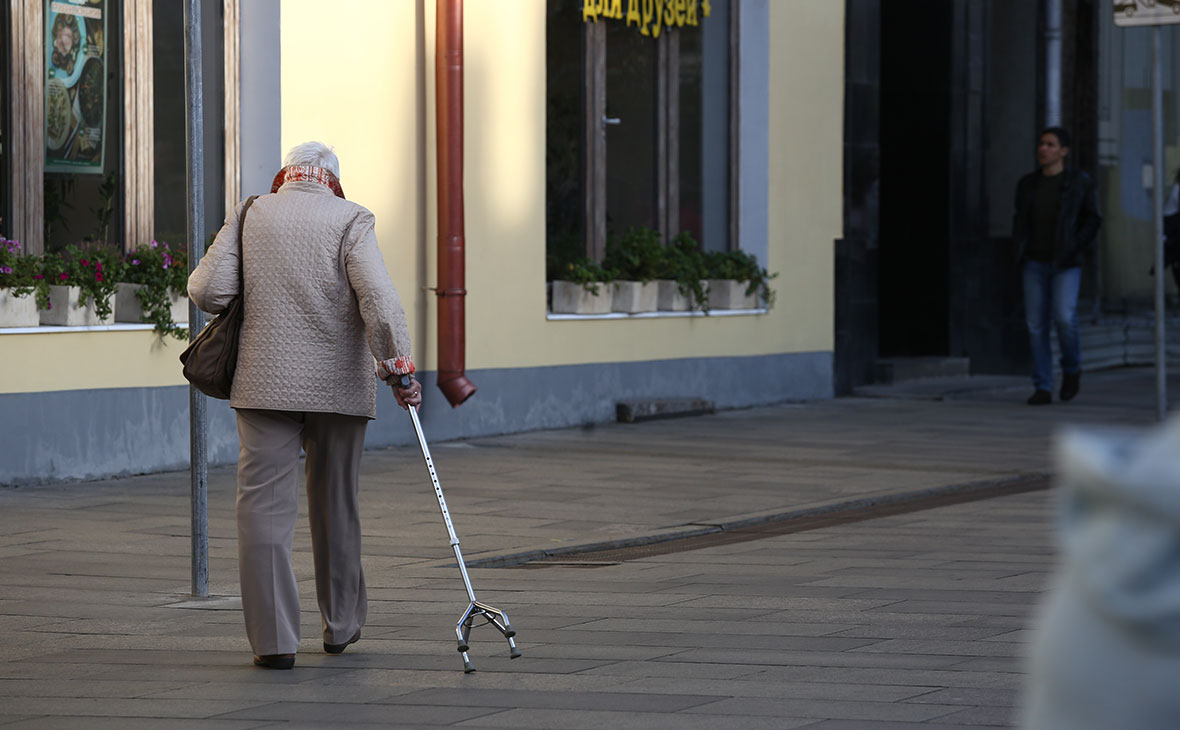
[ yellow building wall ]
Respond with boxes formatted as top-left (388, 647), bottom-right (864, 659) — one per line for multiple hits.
top-left (0, 0), bottom-right (844, 394)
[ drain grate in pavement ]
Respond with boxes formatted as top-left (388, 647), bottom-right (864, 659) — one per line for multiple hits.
top-left (500, 475), bottom-right (1050, 568)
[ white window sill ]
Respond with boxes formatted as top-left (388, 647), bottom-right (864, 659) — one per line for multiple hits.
top-left (0, 323), bottom-right (188, 335)
top-left (547, 308), bottom-right (768, 321)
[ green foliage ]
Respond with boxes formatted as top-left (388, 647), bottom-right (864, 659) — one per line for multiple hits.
top-left (39, 243), bottom-right (124, 319)
top-left (545, 230), bottom-right (585, 282)
top-left (0, 237), bottom-right (50, 306)
top-left (554, 257), bottom-right (615, 295)
top-left (702, 249), bottom-right (779, 309)
top-left (660, 232), bottom-right (710, 311)
top-left (122, 240), bottom-right (188, 339)
top-left (604, 227), bottom-right (665, 283)
top-left (542, 224), bottom-right (777, 309)
top-left (547, 229), bottom-right (616, 294)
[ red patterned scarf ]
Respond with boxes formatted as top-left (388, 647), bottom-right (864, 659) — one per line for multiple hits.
top-left (270, 165), bottom-right (346, 199)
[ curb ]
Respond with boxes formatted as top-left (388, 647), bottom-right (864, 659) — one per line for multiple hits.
top-left (463, 471), bottom-right (1052, 569)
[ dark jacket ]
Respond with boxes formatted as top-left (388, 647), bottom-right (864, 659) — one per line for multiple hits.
top-left (1011, 167), bottom-right (1102, 269)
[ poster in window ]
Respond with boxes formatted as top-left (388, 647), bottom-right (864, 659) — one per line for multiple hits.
top-left (44, 0), bottom-right (106, 174)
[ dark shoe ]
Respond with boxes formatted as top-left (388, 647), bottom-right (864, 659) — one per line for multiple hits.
top-left (253, 653), bottom-right (295, 669)
top-left (1060, 373), bottom-right (1080, 402)
top-left (1027, 389), bottom-right (1052, 405)
top-left (324, 630), bottom-right (361, 655)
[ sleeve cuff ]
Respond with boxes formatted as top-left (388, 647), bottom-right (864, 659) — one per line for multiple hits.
top-left (378, 356), bottom-right (416, 381)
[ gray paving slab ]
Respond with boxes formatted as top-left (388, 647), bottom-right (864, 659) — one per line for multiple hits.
top-left (449, 708), bottom-right (817, 730)
top-left (1, 720), bottom-right (268, 730)
top-left (682, 696), bottom-right (964, 722)
top-left (4, 368), bottom-right (1166, 726)
top-left (385, 687), bottom-right (722, 712)
top-left (213, 701), bottom-right (502, 725)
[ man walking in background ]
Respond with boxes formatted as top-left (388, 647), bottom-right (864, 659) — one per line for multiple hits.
top-left (1011, 127), bottom-right (1103, 406)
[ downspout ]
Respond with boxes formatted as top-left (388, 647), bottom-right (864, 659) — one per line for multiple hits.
top-left (435, 0), bottom-right (477, 406)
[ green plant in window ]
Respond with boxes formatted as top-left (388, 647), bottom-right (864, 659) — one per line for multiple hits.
top-left (703, 249), bottom-right (778, 309)
top-left (556, 257), bottom-right (615, 295)
top-left (604, 226), bottom-right (665, 283)
top-left (39, 243), bottom-right (124, 319)
top-left (0, 237), bottom-right (51, 306)
top-left (121, 240), bottom-right (189, 339)
top-left (659, 232), bottom-right (710, 312)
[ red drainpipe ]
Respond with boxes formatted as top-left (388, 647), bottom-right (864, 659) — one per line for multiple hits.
top-left (435, 0), bottom-right (476, 407)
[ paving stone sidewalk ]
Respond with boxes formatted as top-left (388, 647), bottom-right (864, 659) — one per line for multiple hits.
top-left (0, 366), bottom-right (1173, 727)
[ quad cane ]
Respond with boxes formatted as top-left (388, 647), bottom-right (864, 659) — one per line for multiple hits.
top-left (397, 375), bottom-right (521, 673)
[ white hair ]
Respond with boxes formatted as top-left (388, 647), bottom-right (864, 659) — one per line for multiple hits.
top-left (283, 141), bottom-right (340, 177)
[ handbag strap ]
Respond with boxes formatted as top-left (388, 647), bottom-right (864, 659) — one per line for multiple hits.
top-left (238, 195), bottom-right (259, 296)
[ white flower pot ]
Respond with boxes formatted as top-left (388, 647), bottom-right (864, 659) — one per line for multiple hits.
top-left (706, 279), bottom-right (757, 310)
top-left (611, 281), bottom-right (658, 314)
top-left (39, 285), bottom-right (113, 326)
top-left (114, 282), bottom-right (189, 324)
top-left (551, 280), bottom-right (612, 314)
top-left (0, 289), bottom-right (39, 327)
top-left (656, 279), bottom-right (691, 311)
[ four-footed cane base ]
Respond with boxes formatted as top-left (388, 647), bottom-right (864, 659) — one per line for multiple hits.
top-left (455, 600), bottom-right (521, 673)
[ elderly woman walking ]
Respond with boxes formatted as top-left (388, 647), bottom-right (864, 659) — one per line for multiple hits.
top-left (188, 142), bottom-right (421, 669)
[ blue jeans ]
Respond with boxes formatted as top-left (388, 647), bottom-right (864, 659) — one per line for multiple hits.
top-left (1022, 261), bottom-right (1081, 392)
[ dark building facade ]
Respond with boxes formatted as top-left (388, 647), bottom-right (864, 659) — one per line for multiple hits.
top-left (837, 0), bottom-right (1103, 393)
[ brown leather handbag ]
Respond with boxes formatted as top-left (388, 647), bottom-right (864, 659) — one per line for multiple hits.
top-left (179, 195), bottom-right (258, 399)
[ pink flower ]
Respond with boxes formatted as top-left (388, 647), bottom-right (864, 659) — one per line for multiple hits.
top-left (96, 273), bottom-right (104, 282)
top-left (131, 259), bottom-right (140, 265)
top-left (80, 259), bottom-right (90, 267)
top-left (33, 274), bottom-right (43, 280)
top-left (150, 240), bottom-right (158, 248)
top-left (58, 272), bottom-right (68, 281)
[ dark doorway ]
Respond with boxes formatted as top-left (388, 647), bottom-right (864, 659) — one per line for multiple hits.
top-left (878, 0), bottom-right (952, 357)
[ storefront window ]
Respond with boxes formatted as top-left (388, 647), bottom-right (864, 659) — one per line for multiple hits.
top-left (43, 0), bottom-right (122, 252)
top-left (546, 1), bottom-right (731, 268)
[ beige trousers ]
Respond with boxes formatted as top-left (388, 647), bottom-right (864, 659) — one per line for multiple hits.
top-left (235, 408), bottom-right (369, 656)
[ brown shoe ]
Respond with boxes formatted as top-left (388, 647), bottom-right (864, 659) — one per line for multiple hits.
top-left (324, 630), bottom-right (361, 655)
top-left (253, 653), bottom-right (295, 669)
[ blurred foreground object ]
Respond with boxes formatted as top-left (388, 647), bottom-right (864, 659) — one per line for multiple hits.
top-left (1024, 418), bottom-right (1180, 729)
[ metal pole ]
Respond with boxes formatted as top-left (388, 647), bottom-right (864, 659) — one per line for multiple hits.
top-left (1152, 26), bottom-right (1167, 421)
top-left (1044, 0), bottom-right (1063, 127)
top-left (184, 0), bottom-right (209, 597)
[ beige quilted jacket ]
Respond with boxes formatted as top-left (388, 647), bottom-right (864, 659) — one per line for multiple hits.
top-left (188, 181), bottom-right (413, 419)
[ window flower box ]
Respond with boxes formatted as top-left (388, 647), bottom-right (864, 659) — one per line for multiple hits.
top-left (39, 285), bottom-right (115, 326)
top-left (706, 279), bottom-right (758, 310)
top-left (0, 289), bottom-right (39, 327)
top-left (656, 279), bottom-right (691, 311)
top-left (114, 282), bottom-right (188, 325)
top-left (611, 280), bottom-right (658, 313)
top-left (551, 280), bottom-right (611, 314)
